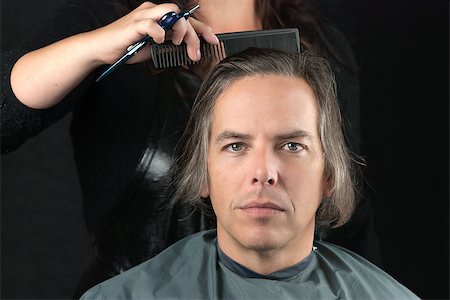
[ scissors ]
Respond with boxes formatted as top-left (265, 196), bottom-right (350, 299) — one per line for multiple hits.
top-left (96, 4), bottom-right (200, 82)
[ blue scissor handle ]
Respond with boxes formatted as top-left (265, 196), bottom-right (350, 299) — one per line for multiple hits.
top-left (95, 5), bottom-right (199, 82)
top-left (159, 11), bottom-right (180, 30)
top-left (159, 7), bottom-right (196, 30)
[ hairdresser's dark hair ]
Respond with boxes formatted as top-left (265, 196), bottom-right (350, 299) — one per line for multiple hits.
top-left (171, 48), bottom-right (357, 228)
top-left (115, 0), bottom-right (340, 61)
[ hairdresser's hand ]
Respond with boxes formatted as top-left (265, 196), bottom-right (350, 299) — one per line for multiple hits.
top-left (93, 2), bottom-right (219, 64)
top-left (11, 2), bottom-right (218, 109)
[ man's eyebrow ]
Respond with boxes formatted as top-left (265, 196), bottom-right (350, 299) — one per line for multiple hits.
top-left (277, 130), bottom-right (314, 141)
top-left (215, 131), bottom-right (251, 143)
top-left (214, 130), bottom-right (314, 143)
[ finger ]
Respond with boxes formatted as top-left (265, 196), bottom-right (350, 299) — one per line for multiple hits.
top-left (189, 18), bottom-right (219, 45)
top-left (131, 3), bottom-right (182, 45)
top-left (135, 1), bottom-right (157, 10)
top-left (133, 3), bottom-right (181, 21)
top-left (134, 18), bottom-right (166, 43)
top-left (170, 18), bottom-right (188, 45)
top-left (183, 21), bottom-right (201, 61)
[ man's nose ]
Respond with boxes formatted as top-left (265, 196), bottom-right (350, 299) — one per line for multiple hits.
top-left (250, 149), bottom-right (278, 186)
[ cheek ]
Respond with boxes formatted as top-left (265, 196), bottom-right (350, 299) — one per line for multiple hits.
top-left (284, 163), bottom-right (326, 204)
top-left (207, 160), bottom-right (226, 201)
top-left (208, 160), bottom-right (245, 207)
top-left (209, 164), bottom-right (239, 195)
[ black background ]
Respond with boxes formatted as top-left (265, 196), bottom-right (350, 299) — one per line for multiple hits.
top-left (1, 0), bottom-right (448, 299)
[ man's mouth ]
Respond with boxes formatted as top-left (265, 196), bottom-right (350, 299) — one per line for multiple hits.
top-left (239, 201), bottom-right (285, 215)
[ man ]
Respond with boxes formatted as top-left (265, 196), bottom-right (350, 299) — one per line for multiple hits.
top-left (81, 49), bottom-right (417, 299)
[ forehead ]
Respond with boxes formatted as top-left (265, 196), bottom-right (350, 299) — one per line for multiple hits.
top-left (210, 75), bottom-right (319, 137)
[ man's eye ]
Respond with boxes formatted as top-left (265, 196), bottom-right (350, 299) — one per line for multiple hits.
top-left (282, 142), bottom-right (304, 152)
top-left (226, 143), bottom-right (244, 152)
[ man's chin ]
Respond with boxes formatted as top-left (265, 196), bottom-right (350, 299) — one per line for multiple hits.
top-left (238, 229), bottom-right (284, 252)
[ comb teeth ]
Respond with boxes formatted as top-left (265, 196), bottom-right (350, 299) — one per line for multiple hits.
top-left (150, 41), bottom-right (226, 69)
top-left (150, 28), bottom-right (300, 69)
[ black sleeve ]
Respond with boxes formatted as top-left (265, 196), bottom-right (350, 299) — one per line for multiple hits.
top-left (0, 0), bottom-right (119, 154)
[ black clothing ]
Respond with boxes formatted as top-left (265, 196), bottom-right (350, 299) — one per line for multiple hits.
top-left (1, 0), bottom-right (380, 296)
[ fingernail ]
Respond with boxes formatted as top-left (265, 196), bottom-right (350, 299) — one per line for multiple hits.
top-left (215, 35), bottom-right (220, 44)
top-left (197, 49), bottom-right (201, 60)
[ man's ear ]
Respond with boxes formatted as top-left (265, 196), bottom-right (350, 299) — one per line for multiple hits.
top-left (323, 175), bottom-right (333, 198)
top-left (200, 182), bottom-right (209, 198)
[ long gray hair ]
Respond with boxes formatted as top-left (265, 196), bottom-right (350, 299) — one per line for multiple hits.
top-left (171, 48), bottom-right (357, 228)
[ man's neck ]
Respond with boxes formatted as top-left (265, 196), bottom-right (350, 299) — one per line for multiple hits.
top-left (216, 227), bottom-right (315, 275)
top-left (195, 0), bottom-right (262, 34)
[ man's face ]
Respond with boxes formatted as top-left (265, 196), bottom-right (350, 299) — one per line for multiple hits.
top-left (203, 75), bottom-right (331, 257)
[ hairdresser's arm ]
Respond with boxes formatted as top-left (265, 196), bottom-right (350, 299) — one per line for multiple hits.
top-left (10, 2), bottom-right (217, 109)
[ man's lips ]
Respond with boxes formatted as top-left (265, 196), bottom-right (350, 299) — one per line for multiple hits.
top-left (238, 201), bottom-right (285, 215)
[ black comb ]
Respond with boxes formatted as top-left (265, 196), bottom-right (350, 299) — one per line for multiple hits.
top-left (150, 28), bottom-right (300, 69)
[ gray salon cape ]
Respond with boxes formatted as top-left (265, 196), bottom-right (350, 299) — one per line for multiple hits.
top-left (81, 230), bottom-right (418, 299)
